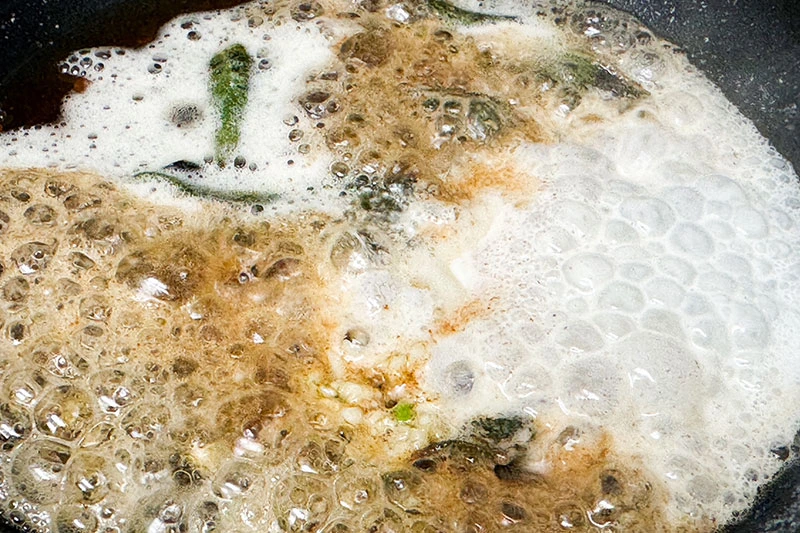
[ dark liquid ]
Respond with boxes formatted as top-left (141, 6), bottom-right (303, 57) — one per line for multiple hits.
top-left (0, 0), bottom-right (248, 131)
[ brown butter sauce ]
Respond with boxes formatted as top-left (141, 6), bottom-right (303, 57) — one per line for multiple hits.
top-left (0, 168), bottom-right (712, 531)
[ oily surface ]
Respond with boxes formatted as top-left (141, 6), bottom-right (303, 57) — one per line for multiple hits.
top-left (0, 169), bottom-right (680, 532)
top-left (0, 1), bottom-right (798, 531)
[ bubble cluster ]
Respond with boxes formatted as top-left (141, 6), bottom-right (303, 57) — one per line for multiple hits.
top-left (427, 86), bottom-right (800, 526)
top-left (0, 0), bottom-right (798, 530)
top-left (0, 170), bottom-right (673, 532)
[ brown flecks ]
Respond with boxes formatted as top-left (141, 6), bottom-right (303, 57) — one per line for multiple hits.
top-left (434, 298), bottom-right (497, 336)
top-left (581, 113), bottom-right (606, 124)
top-left (350, 358), bottom-right (424, 408)
top-left (0, 168), bottom-right (698, 531)
top-left (440, 162), bottom-right (539, 204)
top-left (72, 77), bottom-right (92, 94)
top-left (393, 426), bottom-right (678, 532)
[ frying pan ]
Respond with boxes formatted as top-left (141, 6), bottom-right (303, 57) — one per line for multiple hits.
top-left (0, 0), bottom-right (798, 531)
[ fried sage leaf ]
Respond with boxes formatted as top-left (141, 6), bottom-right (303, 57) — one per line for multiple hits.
top-left (133, 171), bottom-right (277, 205)
top-left (543, 53), bottom-right (649, 107)
top-left (210, 44), bottom-right (253, 166)
top-left (427, 0), bottom-right (517, 25)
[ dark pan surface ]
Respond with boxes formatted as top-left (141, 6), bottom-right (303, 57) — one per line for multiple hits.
top-left (0, 1), bottom-right (798, 531)
top-left (603, 0), bottom-right (800, 174)
top-left (0, 0), bottom-right (248, 129)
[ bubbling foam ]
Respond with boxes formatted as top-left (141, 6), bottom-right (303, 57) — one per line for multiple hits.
top-left (0, 0), bottom-right (798, 531)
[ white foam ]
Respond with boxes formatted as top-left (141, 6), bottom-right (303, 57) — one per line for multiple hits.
top-left (418, 45), bottom-right (800, 521)
top-left (1, 6), bottom-right (348, 212)
top-left (1, 0), bottom-right (799, 528)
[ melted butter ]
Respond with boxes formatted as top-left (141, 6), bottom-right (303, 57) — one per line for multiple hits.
top-left (0, 1), bottom-right (797, 531)
top-left (0, 169), bottom-right (702, 531)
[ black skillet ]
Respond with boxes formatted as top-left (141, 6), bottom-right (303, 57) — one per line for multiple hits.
top-left (0, 0), bottom-right (798, 531)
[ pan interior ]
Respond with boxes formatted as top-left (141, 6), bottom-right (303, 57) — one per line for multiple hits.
top-left (0, 1), bottom-right (798, 531)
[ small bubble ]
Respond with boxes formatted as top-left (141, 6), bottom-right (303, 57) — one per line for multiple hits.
top-left (3, 325), bottom-right (28, 353)
top-left (283, 114), bottom-right (299, 126)
top-left (34, 385), bottom-right (95, 440)
top-left (501, 502), bottom-right (527, 525)
top-left (147, 63), bottom-right (162, 74)
top-left (556, 504), bottom-right (585, 529)
top-left (344, 328), bottom-right (370, 346)
top-left (79, 295), bottom-right (112, 322)
top-left (11, 241), bottom-right (55, 274)
top-left (187, 31), bottom-right (201, 40)
top-left (433, 29), bottom-right (453, 42)
top-left (190, 501), bottom-right (218, 533)
top-left (422, 98), bottom-right (440, 112)
top-left (326, 100), bottom-right (340, 113)
top-left (233, 229), bottom-right (256, 247)
top-left (263, 258), bottom-right (302, 281)
top-left (234, 156), bottom-right (247, 168)
top-left (0, 402), bottom-right (32, 450)
top-left (292, 1), bottom-right (325, 21)
top-left (289, 129), bottom-right (304, 142)
top-left (331, 162), bottom-right (349, 179)
top-left (298, 144), bottom-right (311, 154)
top-left (444, 360), bottom-right (474, 396)
top-left (121, 403), bottom-right (170, 441)
top-left (66, 453), bottom-right (113, 504)
top-left (459, 481), bottom-right (488, 504)
top-left (443, 100), bottom-right (463, 115)
top-left (170, 104), bottom-right (202, 127)
top-left (56, 506), bottom-right (99, 532)
top-left (435, 115), bottom-right (461, 139)
top-left (11, 440), bottom-right (72, 504)
top-left (214, 459), bottom-right (260, 498)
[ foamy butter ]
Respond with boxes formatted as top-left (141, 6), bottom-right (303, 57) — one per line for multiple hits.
top-left (0, 0), bottom-right (798, 531)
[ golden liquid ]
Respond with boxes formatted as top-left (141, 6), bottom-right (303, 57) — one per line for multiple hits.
top-left (0, 169), bottom-right (700, 531)
top-left (0, 1), bottom-right (770, 531)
